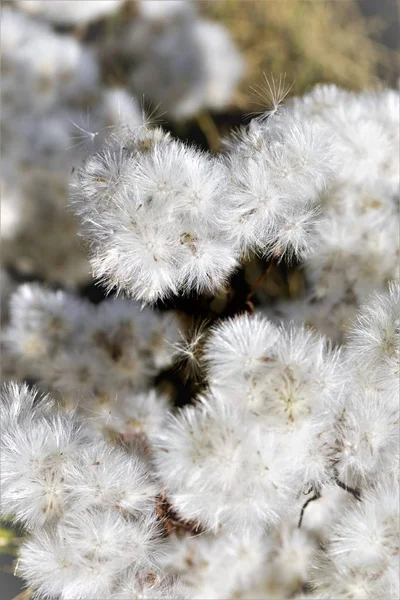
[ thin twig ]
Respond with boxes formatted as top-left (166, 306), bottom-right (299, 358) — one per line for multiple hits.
top-left (334, 475), bottom-right (362, 501)
top-left (245, 261), bottom-right (274, 312)
top-left (11, 591), bottom-right (32, 600)
top-left (298, 491), bottom-right (321, 528)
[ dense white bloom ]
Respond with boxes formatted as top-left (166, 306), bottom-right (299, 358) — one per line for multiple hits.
top-left (327, 285), bottom-right (400, 489)
top-left (346, 282), bottom-right (400, 402)
top-left (72, 93), bottom-right (341, 302)
top-left (73, 126), bottom-right (238, 302)
top-left (62, 441), bottom-right (159, 516)
top-left (155, 394), bottom-right (304, 532)
top-left (61, 508), bottom-right (161, 571)
top-left (154, 312), bottom-right (350, 534)
top-left (2, 384), bottom-right (174, 599)
top-left (0, 382), bottom-right (50, 427)
top-left (19, 510), bottom-right (163, 600)
top-left (1, 408), bottom-right (89, 528)
top-left (332, 388), bottom-right (398, 488)
top-left (270, 86), bottom-right (399, 342)
top-left (19, 527), bottom-right (79, 600)
top-left (161, 522), bottom-right (319, 599)
top-left (162, 530), bottom-right (269, 598)
top-left (2, 16), bottom-right (399, 594)
top-left (312, 483), bottom-right (400, 599)
top-left (223, 109), bottom-right (335, 258)
top-left (205, 314), bottom-right (340, 428)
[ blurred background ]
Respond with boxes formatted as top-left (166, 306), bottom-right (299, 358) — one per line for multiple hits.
top-left (0, 1), bottom-right (399, 598)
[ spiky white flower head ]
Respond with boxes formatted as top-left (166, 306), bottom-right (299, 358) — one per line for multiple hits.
top-left (222, 107), bottom-right (335, 259)
top-left (346, 282), bottom-right (400, 405)
top-left (72, 126), bottom-right (238, 302)
top-left (0, 407), bottom-right (90, 529)
top-left (269, 86), bottom-right (400, 343)
top-left (16, 0), bottom-right (124, 26)
top-left (155, 394), bottom-right (304, 532)
top-left (18, 526), bottom-right (78, 600)
top-left (312, 483), bottom-right (400, 599)
top-left (2, 383), bottom-right (176, 598)
top-left (62, 441), bottom-right (159, 516)
top-left (290, 86), bottom-right (399, 194)
top-left (0, 382), bottom-right (52, 429)
top-left (19, 510), bottom-right (162, 600)
top-left (204, 313), bottom-right (281, 390)
top-left (61, 508), bottom-right (161, 572)
top-left (205, 313), bottom-right (341, 430)
top-left (205, 314), bottom-right (343, 492)
top-left (328, 483), bottom-right (399, 576)
top-left (162, 521), bottom-right (318, 599)
top-left (332, 388), bottom-right (398, 489)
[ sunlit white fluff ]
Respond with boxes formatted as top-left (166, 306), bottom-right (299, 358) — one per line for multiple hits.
top-left (0, 409), bottom-right (89, 529)
top-left (73, 127), bottom-right (238, 302)
top-left (346, 283), bottom-right (400, 404)
top-left (0, 381), bottom-right (53, 428)
top-left (2, 384), bottom-right (171, 599)
top-left (161, 530), bottom-right (269, 599)
top-left (312, 483), bottom-right (400, 599)
top-left (223, 108), bottom-right (335, 258)
top-left (332, 388), bottom-right (398, 488)
top-left (269, 86), bottom-right (400, 343)
top-left (155, 395), bottom-right (303, 532)
top-left (63, 441), bottom-right (159, 516)
top-left (205, 314), bottom-right (341, 429)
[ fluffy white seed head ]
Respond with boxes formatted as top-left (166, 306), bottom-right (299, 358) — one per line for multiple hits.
top-left (155, 395), bottom-right (303, 532)
top-left (63, 441), bottom-right (159, 516)
top-left (312, 483), bottom-right (400, 599)
top-left (205, 314), bottom-right (341, 430)
top-left (1, 407), bottom-right (89, 529)
top-left (72, 127), bottom-right (238, 303)
top-left (332, 388), bottom-right (398, 488)
top-left (346, 283), bottom-right (400, 405)
top-left (223, 108), bottom-right (335, 258)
